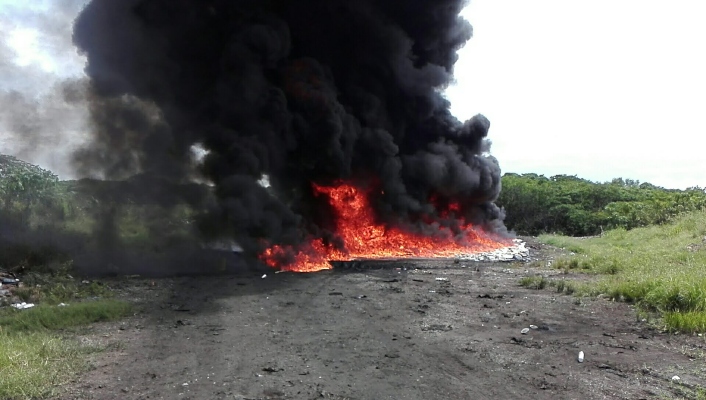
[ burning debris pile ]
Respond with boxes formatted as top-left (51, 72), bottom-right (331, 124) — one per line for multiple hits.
top-left (261, 181), bottom-right (510, 272)
top-left (73, 0), bottom-right (510, 273)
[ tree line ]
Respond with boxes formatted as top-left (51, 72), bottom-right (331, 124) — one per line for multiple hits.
top-left (3, 155), bottom-right (706, 239)
top-left (496, 173), bottom-right (706, 236)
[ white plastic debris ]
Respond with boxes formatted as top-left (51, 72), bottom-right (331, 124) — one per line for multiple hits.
top-left (520, 328), bottom-right (530, 334)
top-left (578, 351), bottom-right (585, 363)
top-left (671, 375), bottom-right (681, 382)
top-left (435, 277), bottom-right (448, 281)
top-left (12, 302), bottom-right (35, 310)
top-left (58, 303), bottom-right (68, 307)
top-left (261, 274), bottom-right (267, 279)
top-left (529, 325), bottom-right (538, 330)
top-left (454, 239), bottom-right (530, 262)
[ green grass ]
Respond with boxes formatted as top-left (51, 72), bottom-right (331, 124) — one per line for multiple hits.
top-left (663, 312), bottom-right (706, 333)
top-left (0, 301), bottom-right (132, 399)
top-left (538, 209), bottom-right (706, 332)
top-left (0, 332), bottom-right (94, 400)
top-left (520, 276), bottom-right (578, 295)
top-left (519, 275), bottom-right (548, 290)
top-left (0, 300), bottom-right (132, 334)
top-left (552, 279), bottom-right (577, 295)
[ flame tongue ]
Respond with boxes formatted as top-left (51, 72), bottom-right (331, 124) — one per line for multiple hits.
top-left (260, 182), bottom-right (509, 272)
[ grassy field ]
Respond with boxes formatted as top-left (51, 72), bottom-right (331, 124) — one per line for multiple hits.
top-left (531, 209), bottom-right (706, 332)
top-left (0, 155), bottom-right (138, 398)
top-left (0, 300), bottom-right (132, 399)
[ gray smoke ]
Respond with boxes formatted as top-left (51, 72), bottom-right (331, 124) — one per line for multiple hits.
top-left (0, 1), bottom-right (90, 178)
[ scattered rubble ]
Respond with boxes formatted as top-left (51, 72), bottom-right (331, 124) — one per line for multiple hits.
top-left (1, 271), bottom-right (21, 303)
top-left (455, 239), bottom-right (530, 262)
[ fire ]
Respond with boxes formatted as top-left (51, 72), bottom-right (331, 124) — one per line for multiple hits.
top-left (260, 182), bottom-right (510, 272)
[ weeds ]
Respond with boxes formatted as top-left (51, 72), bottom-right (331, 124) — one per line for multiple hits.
top-left (519, 275), bottom-right (548, 290)
top-left (553, 280), bottom-right (577, 295)
top-left (664, 312), bottom-right (706, 334)
top-left (14, 268), bottom-right (113, 305)
top-left (0, 300), bottom-right (132, 334)
top-left (538, 210), bottom-right (706, 332)
top-left (0, 300), bottom-right (132, 399)
top-left (0, 332), bottom-right (92, 400)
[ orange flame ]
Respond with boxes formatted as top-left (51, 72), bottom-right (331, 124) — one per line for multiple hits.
top-left (260, 182), bottom-right (510, 272)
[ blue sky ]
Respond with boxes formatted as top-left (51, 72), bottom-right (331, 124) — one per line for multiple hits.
top-left (1, 0), bottom-right (705, 189)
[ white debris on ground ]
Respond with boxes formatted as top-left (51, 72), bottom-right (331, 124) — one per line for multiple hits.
top-left (455, 238), bottom-right (530, 262)
top-left (11, 302), bottom-right (35, 310)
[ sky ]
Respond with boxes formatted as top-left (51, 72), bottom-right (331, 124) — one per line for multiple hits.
top-left (445, 0), bottom-right (706, 189)
top-left (0, 0), bottom-right (704, 189)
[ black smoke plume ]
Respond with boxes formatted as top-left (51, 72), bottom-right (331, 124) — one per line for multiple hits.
top-left (73, 0), bottom-right (506, 262)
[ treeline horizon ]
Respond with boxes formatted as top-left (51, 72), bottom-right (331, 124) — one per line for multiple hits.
top-left (3, 154), bottom-right (706, 242)
top-left (497, 173), bottom-right (706, 237)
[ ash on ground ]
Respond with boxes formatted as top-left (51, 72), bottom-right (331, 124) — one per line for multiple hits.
top-left (455, 239), bottom-right (529, 262)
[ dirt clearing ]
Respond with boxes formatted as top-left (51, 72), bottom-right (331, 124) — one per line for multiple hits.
top-left (62, 240), bottom-right (705, 399)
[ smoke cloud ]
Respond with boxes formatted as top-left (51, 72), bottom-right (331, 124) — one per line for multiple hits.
top-left (0, 0), bottom-right (90, 178)
top-left (72, 0), bottom-right (506, 259)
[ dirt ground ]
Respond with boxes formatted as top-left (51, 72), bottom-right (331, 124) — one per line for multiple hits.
top-left (61, 238), bottom-right (706, 400)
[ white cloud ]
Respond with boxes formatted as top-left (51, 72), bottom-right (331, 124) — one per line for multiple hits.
top-left (446, 0), bottom-right (706, 189)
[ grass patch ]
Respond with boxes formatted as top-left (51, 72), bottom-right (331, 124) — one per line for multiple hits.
top-left (0, 300), bottom-right (132, 334)
top-left (0, 300), bottom-right (132, 399)
top-left (0, 332), bottom-right (96, 400)
top-left (553, 280), bottom-right (577, 295)
top-left (553, 257), bottom-right (596, 272)
top-left (663, 312), bottom-right (706, 334)
top-left (539, 210), bottom-right (706, 332)
top-left (519, 275), bottom-right (548, 290)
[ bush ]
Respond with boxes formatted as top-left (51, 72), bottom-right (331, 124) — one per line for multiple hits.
top-left (497, 173), bottom-right (706, 236)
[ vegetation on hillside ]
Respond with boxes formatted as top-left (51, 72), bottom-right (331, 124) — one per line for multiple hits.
top-left (497, 173), bottom-right (706, 236)
top-left (0, 155), bottom-right (203, 275)
top-left (1, 155), bottom-right (135, 399)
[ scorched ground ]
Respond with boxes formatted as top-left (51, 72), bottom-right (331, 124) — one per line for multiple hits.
top-left (61, 239), bottom-right (706, 400)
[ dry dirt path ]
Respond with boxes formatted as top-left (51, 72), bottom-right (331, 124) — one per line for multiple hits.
top-left (63, 243), bottom-right (706, 400)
